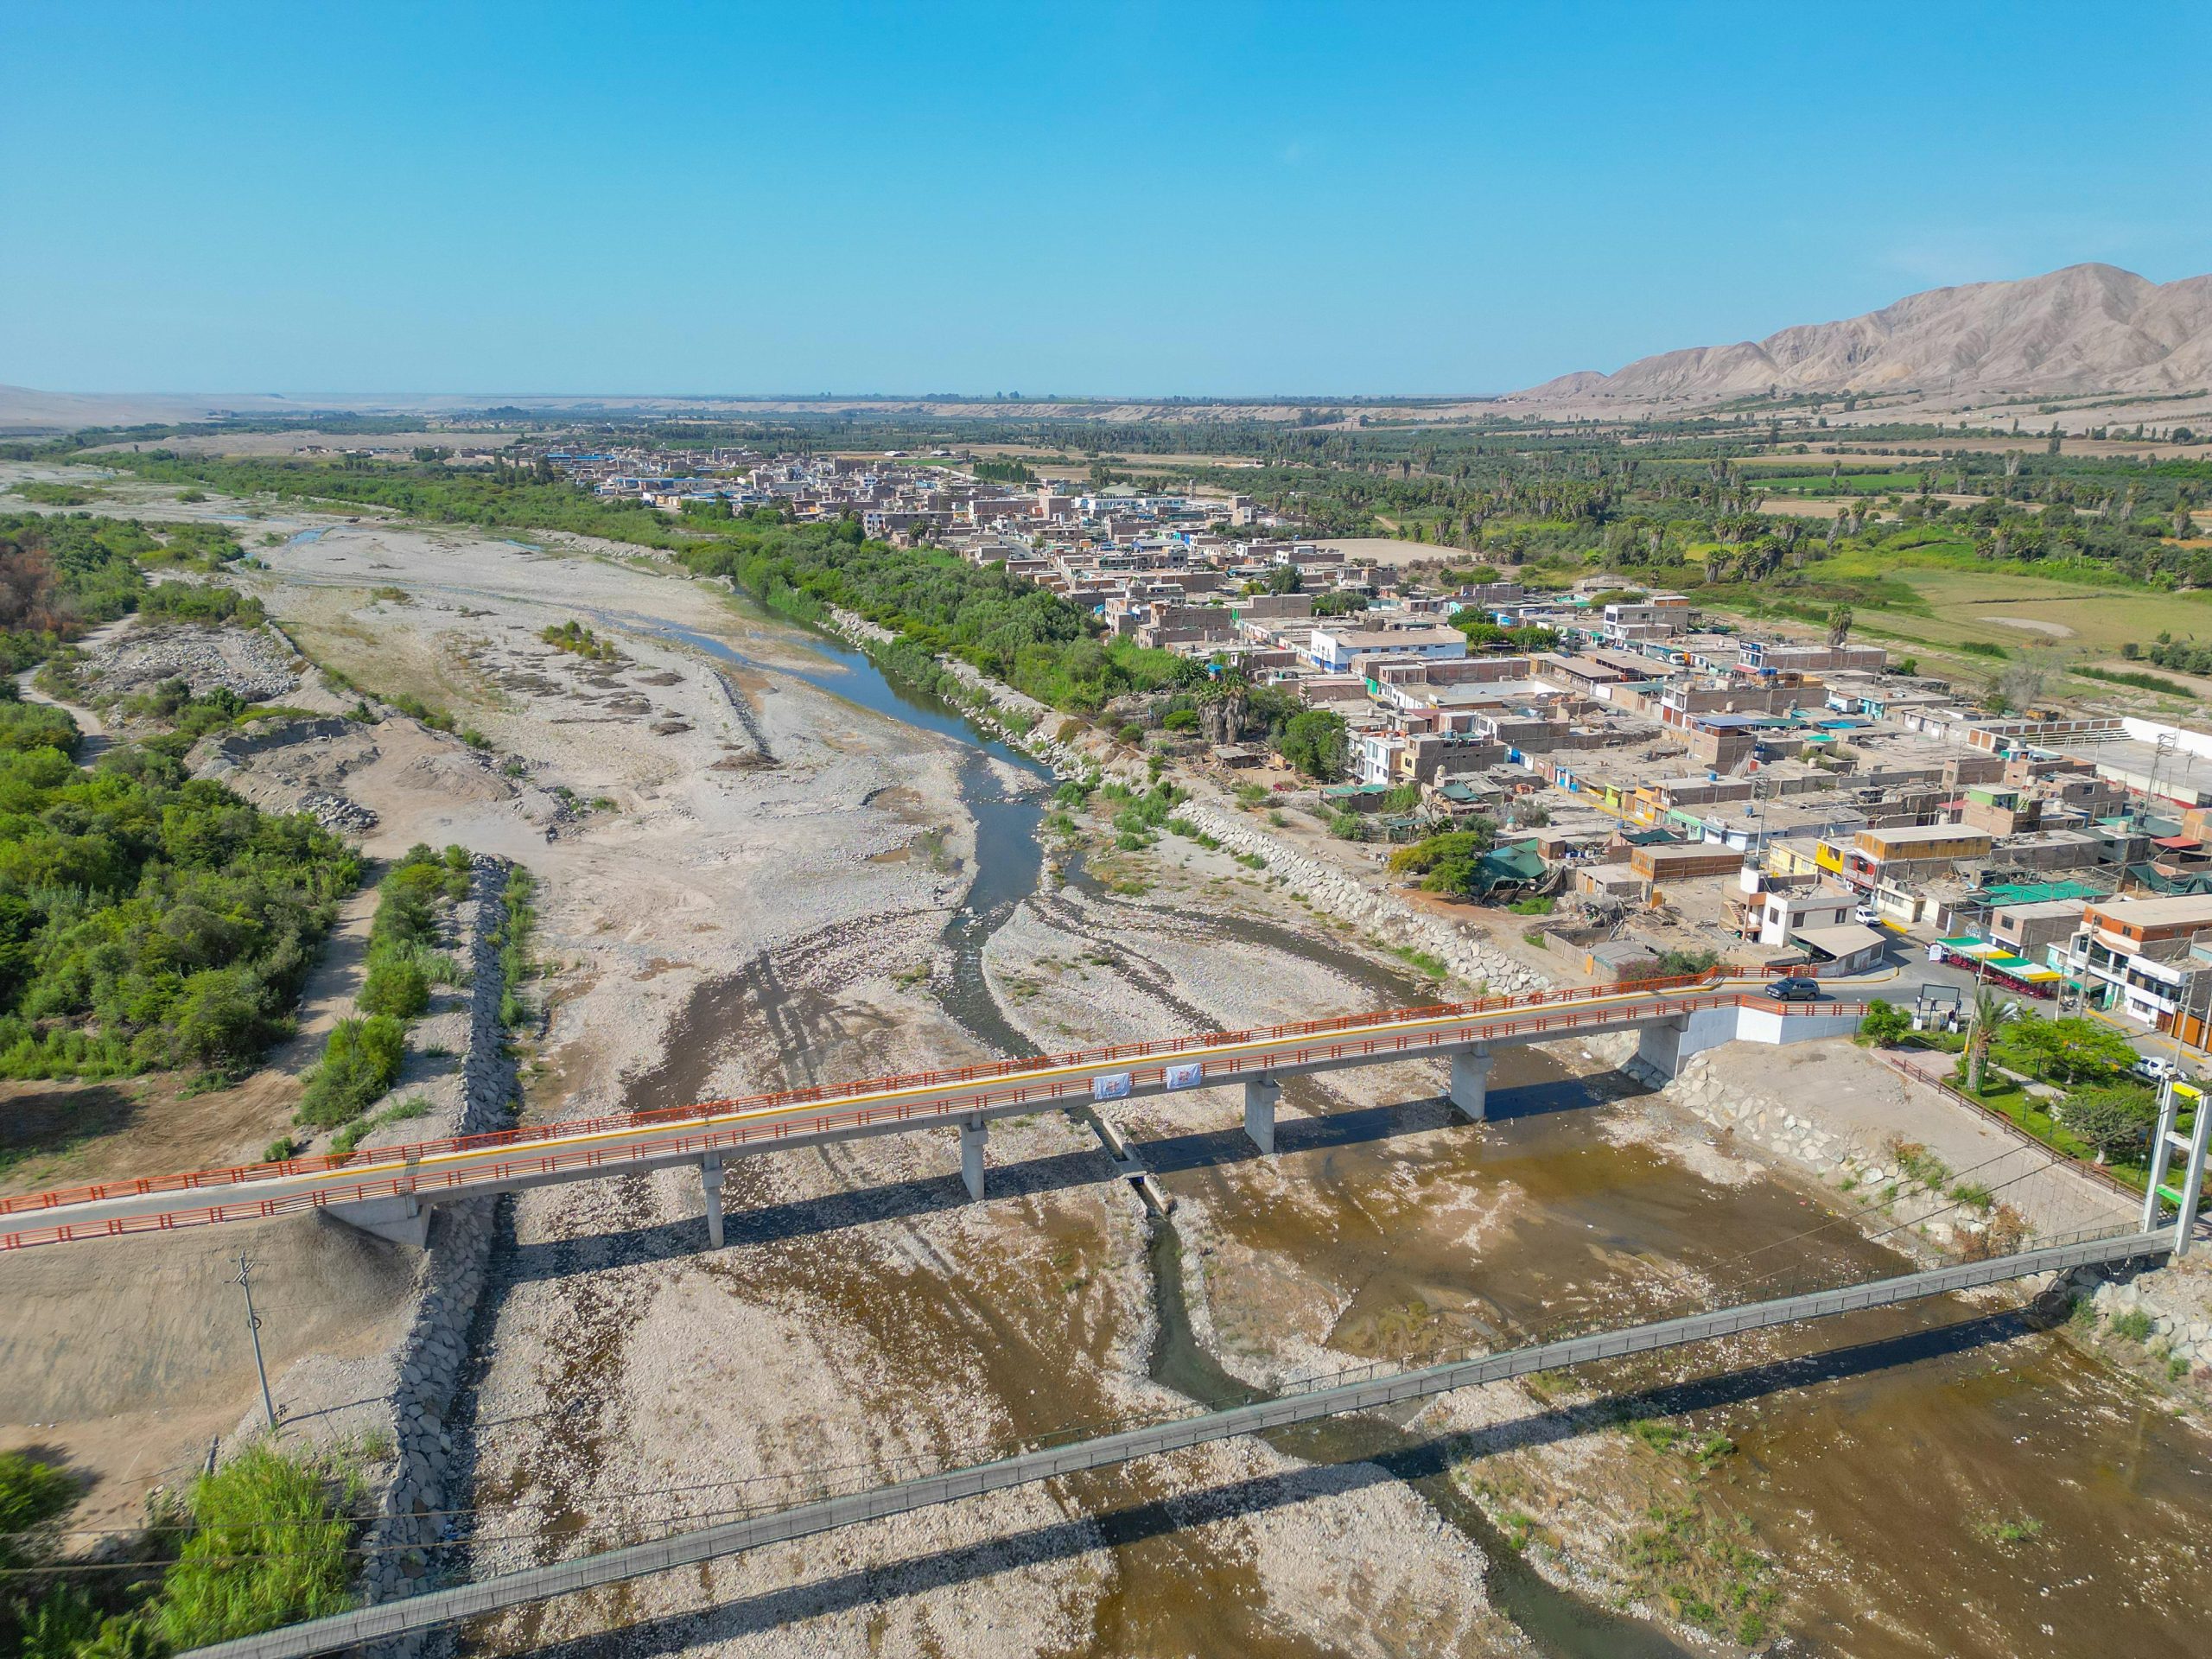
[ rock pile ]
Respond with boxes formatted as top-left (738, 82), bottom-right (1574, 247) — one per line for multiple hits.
top-left (79, 621), bottom-right (301, 703)
top-left (301, 791), bottom-right (379, 832)
top-left (353, 855), bottom-right (520, 1654)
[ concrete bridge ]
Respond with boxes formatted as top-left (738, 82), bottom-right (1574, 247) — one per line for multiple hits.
top-left (0, 973), bottom-right (1864, 1252)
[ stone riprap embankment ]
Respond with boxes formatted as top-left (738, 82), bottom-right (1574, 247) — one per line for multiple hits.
top-left (2070, 1264), bottom-right (2212, 1376)
top-left (1179, 804), bottom-right (1553, 995)
top-left (354, 855), bottom-right (520, 1652)
top-left (815, 601), bottom-right (1094, 776)
top-left (1635, 1040), bottom-right (2137, 1251)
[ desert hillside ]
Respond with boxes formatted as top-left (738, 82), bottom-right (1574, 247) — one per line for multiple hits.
top-left (1514, 262), bottom-right (2212, 406)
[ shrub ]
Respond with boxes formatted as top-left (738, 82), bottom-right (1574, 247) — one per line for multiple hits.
top-left (1858, 998), bottom-right (1910, 1046)
top-left (298, 1014), bottom-right (404, 1127)
top-left (0, 699), bottom-right (79, 756)
top-left (356, 953), bottom-right (429, 1020)
top-left (2111, 1307), bottom-right (2155, 1342)
top-left (157, 1442), bottom-right (359, 1649)
top-left (0, 1451), bottom-right (76, 1572)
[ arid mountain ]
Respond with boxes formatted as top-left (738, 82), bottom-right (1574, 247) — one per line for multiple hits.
top-left (1513, 264), bottom-right (2212, 407)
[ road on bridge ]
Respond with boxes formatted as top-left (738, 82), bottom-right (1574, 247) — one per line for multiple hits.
top-left (1, 970), bottom-right (1861, 1251)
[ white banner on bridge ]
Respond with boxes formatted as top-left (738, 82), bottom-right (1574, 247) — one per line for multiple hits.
top-left (1163, 1061), bottom-right (1204, 1091)
top-left (1092, 1071), bottom-right (1133, 1101)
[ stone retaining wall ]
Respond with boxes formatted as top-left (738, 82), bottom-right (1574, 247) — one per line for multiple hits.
top-left (797, 588), bottom-right (1548, 987)
top-left (2070, 1267), bottom-right (2212, 1374)
top-left (1180, 804), bottom-right (1553, 995)
top-left (812, 600), bottom-right (1093, 776)
top-left (354, 855), bottom-right (520, 1652)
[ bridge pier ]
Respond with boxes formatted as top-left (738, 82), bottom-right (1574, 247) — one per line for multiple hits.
top-left (961, 1116), bottom-right (987, 1202)
top-left (1448, 1045), bottom-right (1492, 1121)
top-left (701, 1152), bottom-right (726, 1249)
top-left (1243, 1074), bottom-right (1280, 1154)
top-left (1635, 1017), bottom-right (1689, 1082)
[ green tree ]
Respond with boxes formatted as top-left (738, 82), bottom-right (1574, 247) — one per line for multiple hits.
top-left (1387, 823), bottom-right (1499, 897)
top-left (2057, 1085), bottom-right (2158, 1163)
top-left (2012, 1015), bottom-right (2135, 1085)
top-left (1276, 709), bottom-right (1349, 781)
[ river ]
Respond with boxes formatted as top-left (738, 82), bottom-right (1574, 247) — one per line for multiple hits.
top-left (580, 601), bottom-right (2212, 1656)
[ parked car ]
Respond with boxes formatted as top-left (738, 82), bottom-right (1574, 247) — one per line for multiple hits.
top-left (2133, 1054), bottom-right (2182, 1084)
top-left (1853, 905), bottom-right (1881, 925)
top-left (1767, 976), bottom-right (1823, 1001)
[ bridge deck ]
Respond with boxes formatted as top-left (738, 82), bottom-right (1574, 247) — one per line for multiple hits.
top-left (1, 972), bottom-right (1860, 1250)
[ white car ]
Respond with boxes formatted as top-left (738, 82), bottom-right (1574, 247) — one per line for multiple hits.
top-left (1853, 905), bottom-right (1880, 925)
top-left (2133, 1055), bottom-right (2182, 1084)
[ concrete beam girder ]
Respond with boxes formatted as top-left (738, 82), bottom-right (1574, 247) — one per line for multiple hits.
top-left (296, 1012), bottom-right (1738, 1228)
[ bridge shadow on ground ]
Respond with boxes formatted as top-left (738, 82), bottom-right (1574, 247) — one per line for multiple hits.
top-left (501, 1073), bottom-right (1640, 1286)
top-left (511, 1304), bottom-right (2039, 1658)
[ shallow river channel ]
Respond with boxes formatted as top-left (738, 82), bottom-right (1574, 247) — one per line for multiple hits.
top-left (618, 607), bottom-right (2212, 1657)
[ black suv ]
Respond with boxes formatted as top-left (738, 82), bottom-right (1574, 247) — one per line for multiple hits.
top-left (1766, 977), bottom-right (1823, 1001)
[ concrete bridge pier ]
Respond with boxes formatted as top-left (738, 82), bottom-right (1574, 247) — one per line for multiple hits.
top-left (1636, 1017), bottom-right (1690, 1082)
top-left (701, 1152), bottom-right (726, 1249)
top-left (961, 1116), bottom-right (988, 1201)
top-left (1448, 1045), bottom-right (1492, 1122)
top-left (1243, 1074), bottom-right (1281, 1154)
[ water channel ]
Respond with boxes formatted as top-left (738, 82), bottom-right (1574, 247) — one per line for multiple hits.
top-left (640, 601), bottom-right (2212, 1656)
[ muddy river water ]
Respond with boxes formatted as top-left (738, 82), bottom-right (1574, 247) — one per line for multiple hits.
top-left (563, 608), bottom-right (2212, 1656)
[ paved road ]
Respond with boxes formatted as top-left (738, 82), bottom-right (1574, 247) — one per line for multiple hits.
top-left (3, 976), bottom-right (1861, 1250)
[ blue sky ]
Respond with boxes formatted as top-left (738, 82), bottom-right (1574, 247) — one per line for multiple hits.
top-left (4, 2), bottom-right (2208, 397)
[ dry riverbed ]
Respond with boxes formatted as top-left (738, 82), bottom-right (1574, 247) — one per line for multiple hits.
top-left (7, 468), bottom-right (2212, 1656)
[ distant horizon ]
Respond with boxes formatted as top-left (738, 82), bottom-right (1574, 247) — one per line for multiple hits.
top-left (12, 254), bottom-right (2212, 409)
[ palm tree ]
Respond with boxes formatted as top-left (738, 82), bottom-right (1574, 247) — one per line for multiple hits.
top-left (1965, 985), bottom-right (2018, 1094)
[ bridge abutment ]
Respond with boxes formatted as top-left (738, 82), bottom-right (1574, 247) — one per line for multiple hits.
top-left (327, 1194), bottom-right (429, 1249)
top-left (1243, 1074), bottom-right (1281, 1154)
top-left (1448, 1045), bottom-right (1492, 1121)
top-left (961, 1117), bottom-right (987, 1201)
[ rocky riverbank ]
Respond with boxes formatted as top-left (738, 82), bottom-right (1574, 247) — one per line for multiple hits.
top-left (1178, 804), bottom-right (1553, 995)
top-left (353, 855), bottom-right (522, 1649)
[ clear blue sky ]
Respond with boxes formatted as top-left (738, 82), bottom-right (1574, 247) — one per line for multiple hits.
top-left (4, 1), bottom-right (2208, 397)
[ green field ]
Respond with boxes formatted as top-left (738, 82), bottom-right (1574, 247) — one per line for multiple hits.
top-left (1700, 542), bottom-right (2212, 707)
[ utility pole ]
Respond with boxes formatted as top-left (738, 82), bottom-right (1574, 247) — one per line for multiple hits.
top-left (234, 1251), bottom-right (277, 1435)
